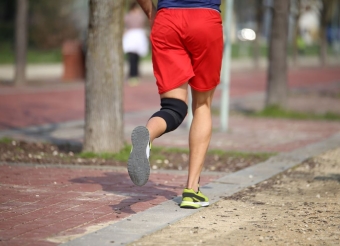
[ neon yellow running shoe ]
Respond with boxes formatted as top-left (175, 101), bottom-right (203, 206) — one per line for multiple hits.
top-left (180, 188), bottom-right (209, 209)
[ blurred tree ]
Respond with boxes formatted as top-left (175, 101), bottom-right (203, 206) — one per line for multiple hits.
top-left (291, 0), bottom-right (301, 66)
top-left (320, 0), bottom-right (337, 66)
top-left (266, 0), bottom-right (290, 108)
top-left (83, 0), bottom-right (125, 153)
top-left (0, 0), bottom-right (16, 44)
top-left (29, 0), bottom-right (79, 49)
top-left (1, 0), bottom-right (86, 49)
top-left (253, 0), bottom-right (264, 69)
top-left (14, 0), bottom-right (28, 86)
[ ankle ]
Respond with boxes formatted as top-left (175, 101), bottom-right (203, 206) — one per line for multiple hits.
top-left (186, 186), bottom-right (199, 193)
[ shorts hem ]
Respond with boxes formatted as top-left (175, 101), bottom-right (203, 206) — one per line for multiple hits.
top-left (158, 75), bottom-right (194, 94)
top-left (189, 81), bottom-right (220, 92)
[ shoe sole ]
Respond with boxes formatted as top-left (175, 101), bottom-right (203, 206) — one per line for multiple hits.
top-left (180, 201), bottom-right (209, 209)
top-left (127, 126), bottom-right (150, 186)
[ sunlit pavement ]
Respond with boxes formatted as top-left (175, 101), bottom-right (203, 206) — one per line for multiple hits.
top-left (0, 64), bottom-right (340, 245)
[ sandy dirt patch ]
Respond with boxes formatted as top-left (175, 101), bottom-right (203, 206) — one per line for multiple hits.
top-left (130, 148), bottom-right (340, 245)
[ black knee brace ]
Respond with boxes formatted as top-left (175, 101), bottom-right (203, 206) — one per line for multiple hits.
top-left (151, 98), bottom-right (188, 134)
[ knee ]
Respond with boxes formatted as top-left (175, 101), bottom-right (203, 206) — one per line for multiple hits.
top-left (191, 100), bottom-right (212, 114)
top-left (191, 89), bottom-right (215, 111)
top-left (151, 98), bottom-right (188, 133)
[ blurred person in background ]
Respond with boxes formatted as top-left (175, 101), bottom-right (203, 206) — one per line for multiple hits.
top-left (127, 0), bottom-right (223, 209)
top-left (123, 2), bottom-right (149, 86)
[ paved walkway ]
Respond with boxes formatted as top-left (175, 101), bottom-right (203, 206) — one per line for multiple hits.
top-left (0, 164), bottom-right (220, 246)
top-left (0, 62), bottom-right (340, 245)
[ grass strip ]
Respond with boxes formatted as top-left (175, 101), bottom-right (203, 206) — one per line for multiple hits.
top-left (252, 105), bottom-right (340, 121)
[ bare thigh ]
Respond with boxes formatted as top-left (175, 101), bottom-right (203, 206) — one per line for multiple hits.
top-left (160, 83), bottom-right (189, 103)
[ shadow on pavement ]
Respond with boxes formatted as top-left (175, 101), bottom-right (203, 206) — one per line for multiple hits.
top-left (0, 122), bottom-right (84, 150)
top-left (70, 172), bottom-right (179, 215)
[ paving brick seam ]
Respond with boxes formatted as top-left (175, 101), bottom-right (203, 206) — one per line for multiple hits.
top-left (4, 198), bottom-right (119, 240)
top-left (0, 191), bottom-right (108, 224)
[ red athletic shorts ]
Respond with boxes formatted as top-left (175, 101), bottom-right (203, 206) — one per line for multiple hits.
top-left (150, 8), bottom-right (223, 94)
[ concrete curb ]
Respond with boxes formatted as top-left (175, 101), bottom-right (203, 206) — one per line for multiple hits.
top-left (60, 132), bottom-right (340, 246)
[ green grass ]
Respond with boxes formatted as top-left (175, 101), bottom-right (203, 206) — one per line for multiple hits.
top-left (211, 107), bottom-right (221, 116)
top-left (26, 48), bottom-right (62, 64)
top-left (252, 105), bottom-right (340, 121)
top-left (208, 149), bottom-right (275, 159)
top-left (0, 137), bottom-right (12, 144)
top-left (79, 145), bottom-right (187, 163)
top-left (336, 93), bottom-right (340, 99)
top-left (232, 42), bottom-right (336, 59)
top-left (0, 137), bottom-right (274, 167)
top-left (156, 146), bottom-right (189, 154)
top-left (149, 146), bottom-right (189, 163)
top-left (78, 144), bottom-right (132, 162)
top-left (79, 144), bottom-right (274, 163)
top-left (287, 44), bottom-right (319, 57)
top-left (150, 146), bottom-right (276, 164)
top-left (0, 40), bottom-right (335, 65)
top-left (0, 43), bottom-right (62, 64)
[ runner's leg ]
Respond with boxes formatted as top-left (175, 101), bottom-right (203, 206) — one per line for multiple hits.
top-left (146, 83), bottom-right (188, 142)
top-left (186, 88), bottom-right (216, 192)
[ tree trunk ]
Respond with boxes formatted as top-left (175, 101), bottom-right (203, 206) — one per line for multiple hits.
top-left (14, 0), bottom-right (28, 86)
top-left (319, 25), bottom-right (328, 67)
top-left (83, 0), bottom-right (125, 153)
top-left (320, 0), bottom-right (328, 67)
top-left (320, 0), bottom-right (337, 67)
top-left (292, 0), bottom-right (301, 66)
top-left (266, 0), bottom-right (290, 108)
top-left (253, 0), bottom-right (263, 70)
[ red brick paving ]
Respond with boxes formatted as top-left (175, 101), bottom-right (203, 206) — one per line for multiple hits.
top-left (0, 165), bottom-right (221, 245)
top-left (0, 89), bottom-right (84, 129)
top-left (1, 67), bottom-right (339, 130)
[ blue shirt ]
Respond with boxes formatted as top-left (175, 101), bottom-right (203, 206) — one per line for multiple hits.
top-left (157, 0), bottom-right (221, 12)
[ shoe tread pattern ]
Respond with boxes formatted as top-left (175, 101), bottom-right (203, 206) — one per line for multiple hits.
top-left (127, 126), bottom-right (150, 186)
